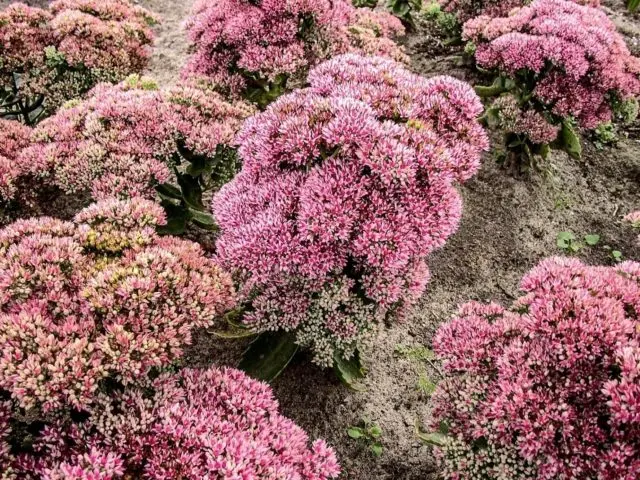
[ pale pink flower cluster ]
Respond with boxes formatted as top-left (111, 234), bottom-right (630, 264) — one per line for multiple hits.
top-left (0, 119), bottom-right (32, 202)
top-left (431, 257), bottom-right (640, 480)
top-left (213, 54), bottom-right (488, 365)
top-left (464, 0), bottom-right (640, 130)
top-left (624, 211), bottom-right (640, 244)
top-left (19, 77), bottom-right (252, 203)
top-left (8, 367), bottom-right (340, 479)
top-left (183, 0), bottom-right (406, 98)
top-left (493, 94), bottom-right (561, 144)
top-left (0, 0), bottom-right (157, 119)
top-left (0, 197), bottom-right (235, 413)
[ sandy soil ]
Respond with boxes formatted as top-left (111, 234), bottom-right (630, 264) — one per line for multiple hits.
top-left (1, 0), bottom-right (639, 479)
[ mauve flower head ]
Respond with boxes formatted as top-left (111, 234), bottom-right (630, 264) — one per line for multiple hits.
top-left (464, 0), bottom-right (640, 132)
top-left (0, 119), bottom-right (32, 203)
top-left (183, 0), bottom-right (406, 102)
top-left (1, 0), bottom-right (157, 121)
top-left (8, 367), bottom-right (340, 480)
top-left (431, 257), bottom-right (640, 480)
top-left (18, 75), bottom-right (252, 208)
top-left (0, 197), bottom-right (235, 413)
top-left (213, 54), bottom-right (488, 366)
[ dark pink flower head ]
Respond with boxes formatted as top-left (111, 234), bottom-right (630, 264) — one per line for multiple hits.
top-left (0, 198), bottom-right (235, 413)
top-left (7, 367), bottom-right (340, 479)
top-left (213, 54), bottom-right (487, 366)
top-left (432, 257), bottom-right (640, 480)
top-left (464, 0), bottom-right (640, 130)
top-left (183, 0), bottom-right (405, 98)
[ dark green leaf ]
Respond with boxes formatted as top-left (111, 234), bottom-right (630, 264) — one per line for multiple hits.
top-left (155, 183), bottom-right (183, 200)
top-left (188, 208), bottom-right (218, 231)
top-left (333, 349), bottom-right (367, 391)
top-left (157, 201), bottom-right (188, 235)
top-left (176, 172), bottom-right (205, 211)
top-left (238, 331), bottom-right (299, 382)
top-left (628, 0), bottom-right (640, 12)
top-left (561, 121), bottom-right (582, 159)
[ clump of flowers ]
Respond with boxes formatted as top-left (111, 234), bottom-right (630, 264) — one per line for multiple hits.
top-left (0, 197), bottom-right (235, 413)
top-left (464, 0), bottom-right (640, 165)
top-left (183, 0), bottom-right (406, 107)
top-left (625, 211), bottom-right (640, 244)
top-left (430, 257), bottom-right (640, 480)
top-left (0, 0), bottom-right (157, 124)
top-left (5, 367), bottom-right (340, 479)
top-left (213, 54), bottom-right (488, 366)
top-left (20, 76), bottom-right (253, 231)
top-left (0, 119), bottom-right (32, 205)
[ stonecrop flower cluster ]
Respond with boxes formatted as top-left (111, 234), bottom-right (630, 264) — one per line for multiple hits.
top-left (464, 0), bottom-right (640, 160)
top-left (18, 76), bottom-right (252, 218)
top-left (0, 197), bottom-right (235, 413)
top-left (3, 367), bottom-right (340, 480)
top-left (431, 257), bottom-right (640, 480)
top-left (0, 0), bottom-right (157, 124)
top-left (213, 54), bottom-right (488, 366)
top-left (0, 119), bottom-right (31, 205)
top-left (183, 0), bottom-right (406, 106)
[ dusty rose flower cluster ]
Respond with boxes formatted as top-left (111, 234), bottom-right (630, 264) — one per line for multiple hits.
top-left (0, 197), bottom-right (235, 413)
top-left (464, 0), bottom-right (640, 143)
top-left (0, 119), bottom-right (32, 204)
top-left (431, 257), bottom-right (640, 480)
top-left (183, 0), bottom-right (405, 105)
top-left (0, 0), bottom-right (157, 123)
top-left (213, 54), bottom-right (488, 365)
top-left (492, 94), bottom-right (560, 144)
top-left (625, 211), bottom-right (640, 244)
top-left (5, 367), bottom-right (340, 480)
top-left (19, 76), bottom-right (252, 206)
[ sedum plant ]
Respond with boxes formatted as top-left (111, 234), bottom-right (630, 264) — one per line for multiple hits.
top-left (19, 76), bottom-right (253, 232)
top-left (0, 0), bottom-right (157, 125)
top-left (0, 197), bottom-right (235, 413)
top-left (0, 119), bottom-right (32, 211)
top-left (625, 211), bottom-right (640, 244)
top-left (386, 0), bottom-right (423, 27)
top-left (183, 0), bottom-right (406, 108)
top-left (2, 367), bottom-right (340, 479)
top-left (212, 54), bottom-right (488, 374)
top-left (464, 0), bottom-right (640, 167)
top-left (427, 257), bottom-right (640, 480)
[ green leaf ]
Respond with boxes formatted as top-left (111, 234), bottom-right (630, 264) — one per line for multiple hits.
top-left (155, 183), bottom-right (183, 201)
top-left (176, 173), bottom-right (205, 211)
top-left (157, 201), bottom-right (188, 235)
top-left (556, 231), bottom-right (575, 249)
top-left (561, 121), bottom-right (582, 159)
top-left (333, 349), bottom-right (367, 391)
top-left (418, 432), bottom-right (449, 447)
top-left (189, 208), bottom-right (218, 231)
top-left (369, 425), bottom-right (383, 438)
top-left (210, 328), bottom-right (258, 339)
top-left (628, 0), bottom-right (640, 12)
top-left (474, 77), bottom-right (506, 98)
top-left (347, 427), bottom-right (364, 439)
top-left (584, 234), bottom-right (601, 246)
top-left (370, 443), bottom-right (383, 457)
top-left (612, 250), bottom-right (623, 261)
top-left (238, 331), bottom-right (299, 382)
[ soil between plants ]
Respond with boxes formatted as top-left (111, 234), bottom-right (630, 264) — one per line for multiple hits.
top-left (1, 0), bottom-right (639, 478)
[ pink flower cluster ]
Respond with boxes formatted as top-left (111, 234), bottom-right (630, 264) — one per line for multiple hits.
top-left (19, 76), bottom-right (252, 204)
top-left (624, 211), bottom-right (640, 244)
top-left (0, 0), bottom-right (156, 120)
top-left (213, 54), bottom-right (488, 365)
top-left (183, 0), bottom-right (406, 100)
top-left (431, 257), bottom-right (640, 480)
top-left (0, 197), bottom-right (235, 413)
top-left (0, 119), bottom-right (32, 203)
top-left (464, 0), bottom-right (640, 130)
top-left (493, 94), bottom-right (560, 144)
top-left (7, 367), bottom-right (340, 479)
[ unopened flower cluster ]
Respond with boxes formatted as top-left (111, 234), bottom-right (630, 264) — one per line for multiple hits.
top-left (464, 0), bottom-right (640, 143)
top-left (4, 367), bottom-right (340, 480)
top-left (213, 54), bottom-right (488, 366)
top-left (19, 76), bottom-right (252, 205)
top-left (431, 257), bottom-right (640, 480)
top-left (0, 0), bottom-right (157, 120)
top-left (183, 0), bottom-right (406, 102)
top-left (0, 197), bottom-right (235, 413)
